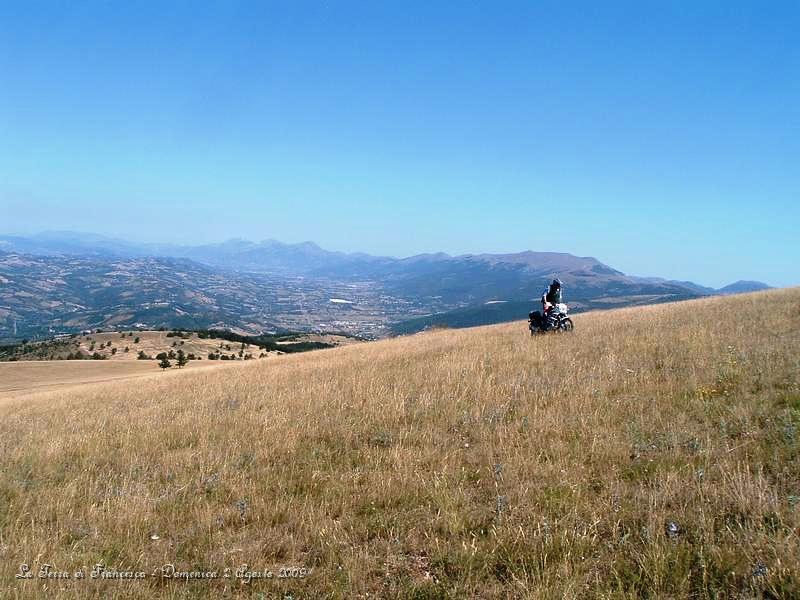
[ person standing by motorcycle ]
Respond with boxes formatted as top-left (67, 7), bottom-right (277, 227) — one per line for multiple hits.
top-left (541, 279), bottom-right (563, 330)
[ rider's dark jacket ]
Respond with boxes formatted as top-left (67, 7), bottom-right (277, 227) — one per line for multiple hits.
top-left (542, 284), bottom-right (562, 306)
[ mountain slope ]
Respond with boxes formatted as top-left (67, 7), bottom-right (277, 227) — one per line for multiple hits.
top-left (0, 249), bottom-right (704, 341)
top-left (0, 251), bottom-right (417, 340)
top-left (0, 252), bottom-right (287, 339)
top-left (2, 288), bottom-right (797, 597)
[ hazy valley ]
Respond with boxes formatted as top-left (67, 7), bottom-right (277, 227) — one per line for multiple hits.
top-left (0, 232), bottom-right (770, 343)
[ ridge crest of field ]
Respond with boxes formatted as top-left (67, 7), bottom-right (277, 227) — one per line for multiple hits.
top-left (1, 288), bottom-right (798, 597)
top-left (2, 329), bottom-right (359, 362)
top-left (0, 330), bottom-right (363, 398)
top-left (73, 330), bottom-right (263, 360)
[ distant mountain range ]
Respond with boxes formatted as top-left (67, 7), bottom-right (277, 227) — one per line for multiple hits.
top-left (716, 280), bottom-right (772, 295)
top-left (0, 232), bottom-right (772, 341)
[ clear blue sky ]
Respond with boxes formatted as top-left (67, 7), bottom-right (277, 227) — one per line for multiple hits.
top-left (1, 1), bottom-right (797, 287)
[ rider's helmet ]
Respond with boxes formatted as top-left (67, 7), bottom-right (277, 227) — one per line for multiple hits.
top-left (552, 278), bottom-right (562, 288)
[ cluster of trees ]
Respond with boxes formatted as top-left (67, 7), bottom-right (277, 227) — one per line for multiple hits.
top-left (158, 348), bottom-right (190, 370)
top-left (196, 329), bottom-right (333, 353)
top-left (1, 326), bottom-right (336, 363)
top-left (140, 348), bottom-right (198, 363)
top-left (165, 330), bottom-right (192, 339)
top-left (0, 339), bottom-right (73, 361)
top-left (89, 340), bottom-right (115, 353)
top-left (0, 338), bottom-right (119, 362)
top-left (207, 352), bottom-right (254, 361)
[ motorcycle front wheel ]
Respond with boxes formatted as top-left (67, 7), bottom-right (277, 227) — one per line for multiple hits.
top-left (559, 318), bottom-right (574, 332)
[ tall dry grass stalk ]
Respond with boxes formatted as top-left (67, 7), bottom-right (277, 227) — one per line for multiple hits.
top-left (1, 289), bottom-right (798, 598)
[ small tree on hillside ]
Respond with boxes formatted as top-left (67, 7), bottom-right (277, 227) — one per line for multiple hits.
top-left (159, 357), bottom-right (171, 370)
top-left (134, 337), bottom-right (140, 344)
top-left (176, 350), bottom-right (188, 369)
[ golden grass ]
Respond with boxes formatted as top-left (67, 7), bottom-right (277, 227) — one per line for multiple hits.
top-left (0, 360), bottom-right (232, 401)
top-left (0, 360), bottom-right (160, 400)
top-left (1, 289), bottom-right (798, 598)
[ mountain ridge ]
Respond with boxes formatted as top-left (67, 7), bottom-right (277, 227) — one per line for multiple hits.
top-left (0, 232), bottom-right (772, 341)
top-left (0, 231), bottom-right (770, 293)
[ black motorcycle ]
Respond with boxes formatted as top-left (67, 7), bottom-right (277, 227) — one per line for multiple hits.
top-left (529, 303), bottom-right (574, 335)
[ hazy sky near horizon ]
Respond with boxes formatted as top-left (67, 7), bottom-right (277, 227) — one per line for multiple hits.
top-left (1, 1), bottom-right (798, 287)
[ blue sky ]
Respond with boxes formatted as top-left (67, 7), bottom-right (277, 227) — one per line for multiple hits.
top-left (1, 1), bottom-right (798, 287)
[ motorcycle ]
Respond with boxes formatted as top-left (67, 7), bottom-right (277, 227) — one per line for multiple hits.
top-left (528, 303), bottom-right (574, 335)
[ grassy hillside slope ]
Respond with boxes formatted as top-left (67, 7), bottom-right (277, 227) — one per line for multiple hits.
top-left (0, 360), bottom-right (231, 400)
top-left (1, 289), bottom-right (798, 598)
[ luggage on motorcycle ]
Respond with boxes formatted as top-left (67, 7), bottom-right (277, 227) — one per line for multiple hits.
top-left (530, 304), bottom-right (573, 334)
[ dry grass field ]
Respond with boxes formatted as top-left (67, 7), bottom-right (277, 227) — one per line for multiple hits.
top-left (1, 289), bottom-right (798, 598)
top-left (0, 360), bottom-right (230, 401)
